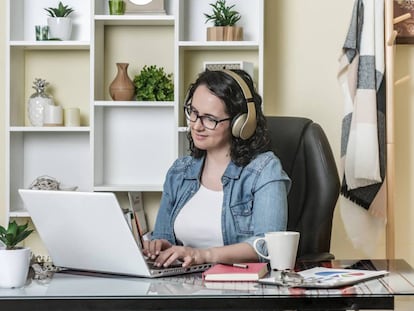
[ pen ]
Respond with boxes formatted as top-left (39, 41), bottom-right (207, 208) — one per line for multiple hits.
top-left (220, 263), bottom-right (249, 269)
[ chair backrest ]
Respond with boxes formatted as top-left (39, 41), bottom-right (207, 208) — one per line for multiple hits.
top-left (266, 116), bottom-right (340, 259)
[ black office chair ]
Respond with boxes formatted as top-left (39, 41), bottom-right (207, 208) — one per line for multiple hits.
top-left (266, 116), bottom-right (340, 261)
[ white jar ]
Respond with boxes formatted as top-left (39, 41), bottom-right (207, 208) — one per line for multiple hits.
top-left (27, 96), bottom-right (53, 126)
top-left (43, 104), bottom-right (63, 126)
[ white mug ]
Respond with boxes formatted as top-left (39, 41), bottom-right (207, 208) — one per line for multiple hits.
top-left (253, 231), bottom-right (300, 270)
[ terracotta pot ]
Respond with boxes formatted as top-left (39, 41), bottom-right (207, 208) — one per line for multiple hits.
top-left (109, 63), bottom-right (135, 101)
top-left (207, 26), bottom-right (243, 41)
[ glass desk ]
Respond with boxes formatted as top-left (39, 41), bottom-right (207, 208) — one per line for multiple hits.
top-left (1, 259), bottom-right (414, 311)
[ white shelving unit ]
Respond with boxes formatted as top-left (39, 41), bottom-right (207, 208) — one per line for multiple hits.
top-left (5, 0), bottom-right (264, 218)
top-left (5, 0), bottom-right (92, 218)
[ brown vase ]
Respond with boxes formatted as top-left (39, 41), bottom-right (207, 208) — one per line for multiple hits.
top-left (109, 63), bottom-right (135, 101)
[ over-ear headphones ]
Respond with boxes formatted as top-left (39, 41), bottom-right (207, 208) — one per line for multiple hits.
top-left (220, 70), bottom-right (257, 140)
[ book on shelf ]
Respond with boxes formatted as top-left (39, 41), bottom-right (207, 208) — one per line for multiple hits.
top-left (121, 192), bottom-right (149, 248)
top-left (203, 263), bottom-right (269, 282)
top-left (122, 204), bottom-right (142, 248)
top-left (128, 191), bottom-right (149, 238)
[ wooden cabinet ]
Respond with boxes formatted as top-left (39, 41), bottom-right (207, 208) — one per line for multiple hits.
top-left (5, 0), bottom-right (263, 218)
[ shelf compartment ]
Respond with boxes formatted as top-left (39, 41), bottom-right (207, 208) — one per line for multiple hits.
top-left (8, 48), bottom-right (90, 127)
top-left (9, 131), bottom-right (92, 214)
top-left (9, 0), bottom-right (91, 42)
top-left (178, 0), bottom-right (262, 42)
top-left (94, 0), bottom-right (175, 16)
top-left (94, 105), bottom-right (177, 190)
top-left (179, 49), bottom-right (260, 102)
top-left (93, 24), bottom-right (174, 101)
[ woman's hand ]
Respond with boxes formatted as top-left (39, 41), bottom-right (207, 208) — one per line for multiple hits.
top-left (152, 245), bottom-right (203, 268)
top-left (142, 239), bottom-right (172, 260)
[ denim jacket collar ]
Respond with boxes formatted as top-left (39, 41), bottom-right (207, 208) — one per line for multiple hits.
top-left (183, 156), bottom-right (243, 181)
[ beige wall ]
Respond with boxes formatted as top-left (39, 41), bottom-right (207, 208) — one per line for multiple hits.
top-left (0, 4), bottom-right (5, 227)
top-left (2, 1), bottom-right (414, 266)
top-left (264, 0), bottom-right (414, 267)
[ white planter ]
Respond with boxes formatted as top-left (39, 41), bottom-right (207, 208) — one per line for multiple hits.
top-left (0, 247), bottom-right (31, 288)
top-left (47, 17), bottom-right (72, 40)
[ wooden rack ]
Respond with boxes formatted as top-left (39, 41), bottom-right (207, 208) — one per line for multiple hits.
top-left (384, 0), bottom-right (411, 259)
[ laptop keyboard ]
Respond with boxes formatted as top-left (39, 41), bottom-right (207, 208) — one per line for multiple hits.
top-left (146, 260), bottom-right (183, 270)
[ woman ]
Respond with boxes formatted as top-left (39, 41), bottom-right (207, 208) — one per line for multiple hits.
top-left (143, 69), bottom-right (290, 268)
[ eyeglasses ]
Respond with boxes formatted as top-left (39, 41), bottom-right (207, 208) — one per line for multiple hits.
top-left (184, 105), bottom-right (231, 130)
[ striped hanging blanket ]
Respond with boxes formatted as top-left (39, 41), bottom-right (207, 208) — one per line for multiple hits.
top-left (338, 0), bottom-right (387, 218)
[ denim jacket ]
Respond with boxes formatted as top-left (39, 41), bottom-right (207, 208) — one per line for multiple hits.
top-left (151, 151), bottom-right (291, 260)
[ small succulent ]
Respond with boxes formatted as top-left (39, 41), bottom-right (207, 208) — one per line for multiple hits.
top-left (204, 0), bottom-right (241, 27)
top-left (0, 221), bottom-right (34, 250)
top-left (133, 65), bottom-right (174, 101)
top-left (44, 1), bottom-right (74, 18)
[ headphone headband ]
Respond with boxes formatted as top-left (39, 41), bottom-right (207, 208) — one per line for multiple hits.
top-left (220, 69), bottom-right (254, 103)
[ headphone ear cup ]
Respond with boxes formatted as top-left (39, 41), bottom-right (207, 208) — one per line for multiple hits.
top-left (231, 113), bottom-right (247, 138)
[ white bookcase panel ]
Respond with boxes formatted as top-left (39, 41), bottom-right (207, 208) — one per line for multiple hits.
top-left (9, 132), bottom-right (92, 214)
top-left (93, 105), bottom-right (176, 190)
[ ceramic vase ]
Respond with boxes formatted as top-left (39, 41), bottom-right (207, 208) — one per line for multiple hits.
top-left (109, 63), bottom-right (135, 101)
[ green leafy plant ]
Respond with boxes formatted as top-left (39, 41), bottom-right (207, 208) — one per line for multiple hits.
top-left (133, 65), bottom-right (174, 101)
top-left (204, 0), bottom-right (241, 27)
top-left (0, 221), bottom-right (34, 250)
top-left (44, 1), bottom-right (74, 18)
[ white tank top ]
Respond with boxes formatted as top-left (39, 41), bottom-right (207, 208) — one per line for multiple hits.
top-left (174, 185), bottom-right (224, 248)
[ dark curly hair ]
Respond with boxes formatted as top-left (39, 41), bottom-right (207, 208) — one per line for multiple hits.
top-left (185, 69), bottom-right (271, 167)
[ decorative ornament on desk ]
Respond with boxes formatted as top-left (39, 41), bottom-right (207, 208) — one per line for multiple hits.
top-left (29, 175), bottom-right (78, 191)
top-left (28, 78), bottom-right (54, 126)
top-left (109, 63), bottom-right (136, 101)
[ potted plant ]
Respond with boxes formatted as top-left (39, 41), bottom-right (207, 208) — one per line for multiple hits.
top-left (204, 0), bottom-right (243, 41)
top-left (133, 65), bottom-right (174, 101)
top-left (44, 1), bottom-right (75, 40)
top-left (0, 221), bottom-right (34, 288)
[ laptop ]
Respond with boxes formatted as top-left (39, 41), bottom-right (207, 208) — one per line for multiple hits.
top-left (19, 189), bottom-right (212, 278)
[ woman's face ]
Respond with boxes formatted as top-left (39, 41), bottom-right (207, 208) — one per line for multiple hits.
top-left (189, 85), bottom-right (232, 153)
